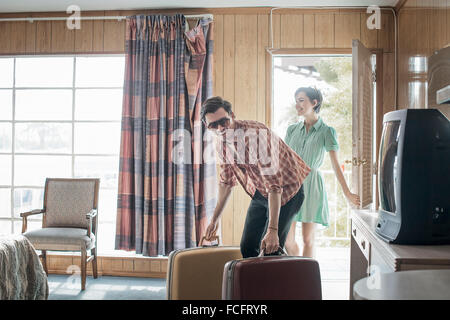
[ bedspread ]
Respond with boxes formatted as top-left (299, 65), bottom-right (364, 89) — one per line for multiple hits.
top-left (0, 234), bottom-right (48, 300)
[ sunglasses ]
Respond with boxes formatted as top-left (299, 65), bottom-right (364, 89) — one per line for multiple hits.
top-left (204, 117), bottom-right (231, 130)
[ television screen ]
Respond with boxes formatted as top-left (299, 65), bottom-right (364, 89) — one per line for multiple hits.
top-left (379, 120), bottom-right (401, 214)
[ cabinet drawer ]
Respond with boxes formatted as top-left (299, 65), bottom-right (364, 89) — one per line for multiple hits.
top-left (352, 223), bottom-right (370, 261)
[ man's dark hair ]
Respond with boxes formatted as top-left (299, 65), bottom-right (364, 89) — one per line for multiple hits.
top-left (201, 96), bottom-right (232, 123)
top-left (294, 87), bottom-right (323, 113)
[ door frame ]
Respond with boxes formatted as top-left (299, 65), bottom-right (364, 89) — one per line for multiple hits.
top-left (266, 47), bottom-right (384, 208)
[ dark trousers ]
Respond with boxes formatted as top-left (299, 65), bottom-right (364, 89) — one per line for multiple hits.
top-left (240, 186), bottom-right (304, 258)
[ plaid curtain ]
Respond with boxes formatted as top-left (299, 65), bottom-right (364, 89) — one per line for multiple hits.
top-left (115, 14), bottom-right (217, 256)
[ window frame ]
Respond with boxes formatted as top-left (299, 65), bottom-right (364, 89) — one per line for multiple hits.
top-left (0, 54), bottom-right (124, 245)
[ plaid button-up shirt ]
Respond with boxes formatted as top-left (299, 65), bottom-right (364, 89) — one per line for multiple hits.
top-left (216, 120), bottom-right (311, 206)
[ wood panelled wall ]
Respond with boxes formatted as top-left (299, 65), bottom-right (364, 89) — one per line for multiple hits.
top-left (397, 0), bottom-right (450, 109)
top-left (0, 11), bottom-right (127, 54)
top-left (47, 254), bottom-right (167, 278)
top-left (0, 8), bottom-right (395, 251)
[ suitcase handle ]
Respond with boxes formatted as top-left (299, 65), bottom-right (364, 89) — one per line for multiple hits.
top-left (199, 235), bottom-right (220, 247)
top-left (258, 246), bottom-right (288, 257)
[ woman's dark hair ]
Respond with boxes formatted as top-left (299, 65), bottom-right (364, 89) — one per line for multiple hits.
top-left (294, 87), bottom-right (323, 113)
top-left (201, 96), bottom-right (232, 122)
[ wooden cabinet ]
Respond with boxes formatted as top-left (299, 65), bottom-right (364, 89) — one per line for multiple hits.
top-left (351, 222), bottom-right (370, 261)
top-left (350, 210), bottom-right (450, 299)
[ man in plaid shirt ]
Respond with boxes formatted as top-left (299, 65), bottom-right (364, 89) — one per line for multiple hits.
top-left (202, 96), bottom-right (311, 257)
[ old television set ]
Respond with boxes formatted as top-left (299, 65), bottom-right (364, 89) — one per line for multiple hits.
top-left (375, 109), bottom-right (450, 244)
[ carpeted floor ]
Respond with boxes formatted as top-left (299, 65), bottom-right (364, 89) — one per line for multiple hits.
top-left (47, 247), bottom-right (350, 300)
top-left (47, 274), bottom-right (166, 300)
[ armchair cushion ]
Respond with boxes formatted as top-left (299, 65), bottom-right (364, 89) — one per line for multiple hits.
top-left (45, 180), bottom-right (97, 229)
top-left (23, 227), bottom-right (95, 251)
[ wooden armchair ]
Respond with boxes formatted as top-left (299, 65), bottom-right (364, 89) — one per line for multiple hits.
top-left (20, 178), bottom-right (100, 291)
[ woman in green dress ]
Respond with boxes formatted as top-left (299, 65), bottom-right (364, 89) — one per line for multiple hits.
top-left (284, 87), bottom-right (360, 258)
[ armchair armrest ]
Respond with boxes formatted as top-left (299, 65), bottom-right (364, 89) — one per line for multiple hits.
top-left (20, 209), bottom-right (45, 233)
top-left (20, 209), bottom-right (45, 218)
top-left (86, 209), bottom-right (98, 237)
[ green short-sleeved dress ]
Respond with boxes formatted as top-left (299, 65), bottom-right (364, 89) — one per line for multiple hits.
top-left (284, 117), bottom-right (339, 227)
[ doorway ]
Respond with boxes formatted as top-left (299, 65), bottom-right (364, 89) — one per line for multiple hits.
top-left (272, 55), bottom-right (353, 247)
top-left (272, 54), bottom-right (353, 299)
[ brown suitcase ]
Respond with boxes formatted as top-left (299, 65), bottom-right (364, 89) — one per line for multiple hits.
top-left (166, 236), bottom-right (242, 300)
top-left (222, 253), bottom-right (322, 300)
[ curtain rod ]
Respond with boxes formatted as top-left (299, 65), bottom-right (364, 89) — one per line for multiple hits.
top-left (0, 14), bottom-right (213, 22)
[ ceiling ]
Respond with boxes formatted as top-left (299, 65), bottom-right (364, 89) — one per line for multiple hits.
top-left (0, 0), bottom-right (400, 13)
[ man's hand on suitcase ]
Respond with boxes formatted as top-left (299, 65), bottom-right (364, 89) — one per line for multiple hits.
top-left (205, 218), bottom-right (219, 240)
top-left (260, 229), bottom-right (279, 255)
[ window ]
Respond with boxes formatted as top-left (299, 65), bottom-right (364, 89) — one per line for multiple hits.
top-left (0, 55), bottom-right (124, 254)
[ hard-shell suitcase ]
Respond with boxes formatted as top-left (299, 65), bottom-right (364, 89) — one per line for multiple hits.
top-left (222, 254), bottom-right (322, 300)
top-left (166, 236), bottom-right (242, 300)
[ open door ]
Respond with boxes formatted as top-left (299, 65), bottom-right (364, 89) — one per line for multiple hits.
top-left (351, 40), bottom-right (375, 209)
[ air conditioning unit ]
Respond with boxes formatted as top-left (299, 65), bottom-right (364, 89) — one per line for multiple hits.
top-left (428, 46), bottom-right (450, 108)
top-left (437, 85), bottom-right (450, 104)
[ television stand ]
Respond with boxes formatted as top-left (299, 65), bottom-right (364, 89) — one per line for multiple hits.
top-left (350, 209), bottom-right (450, 300)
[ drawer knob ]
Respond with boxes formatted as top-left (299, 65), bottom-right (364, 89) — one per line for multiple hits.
top-left (353, 229), bottom-right (357, 237)
top-left (361, 240), bottom-right (366, 249)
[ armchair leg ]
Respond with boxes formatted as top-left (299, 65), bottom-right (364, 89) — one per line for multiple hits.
top-left (92, 248), bottom-right (98, 279)
top-left (41, 250), bottom-right (48, 275)
top-left (81, 248), bottom-right (87, 291)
